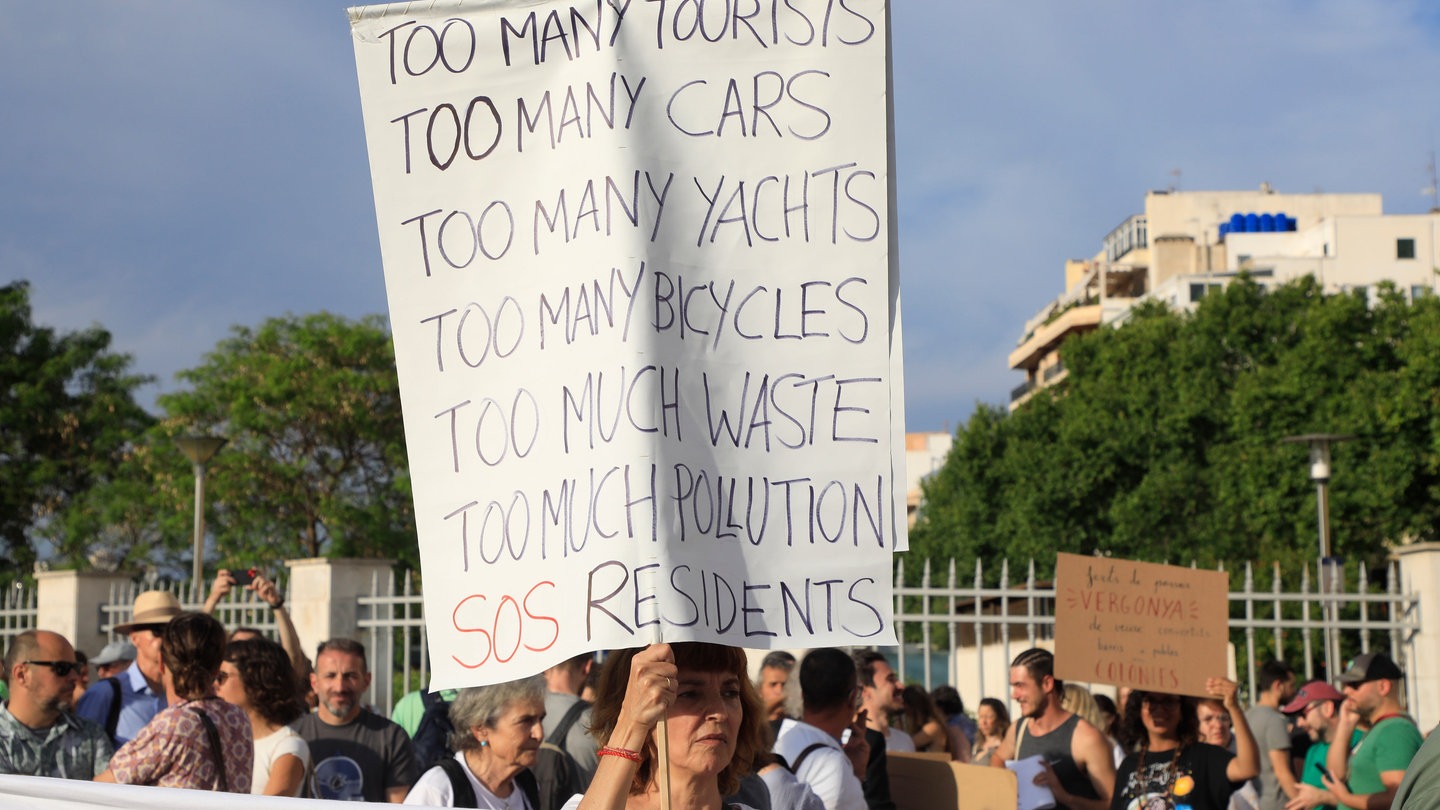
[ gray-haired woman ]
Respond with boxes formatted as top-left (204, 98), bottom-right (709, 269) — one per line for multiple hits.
top-left (404, 676), bottom-right (546, 808)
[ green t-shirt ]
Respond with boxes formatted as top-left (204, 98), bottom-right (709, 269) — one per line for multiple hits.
top-left (1300, 729), bottom-right (1363, 810)
top-left (1347, 715), bottom-right (1422, 796)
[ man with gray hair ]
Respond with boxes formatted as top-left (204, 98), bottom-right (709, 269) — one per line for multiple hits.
top-left (757, 650), bottom-right (797, 722)
top-left (0, 629), bottom-right (113, 778)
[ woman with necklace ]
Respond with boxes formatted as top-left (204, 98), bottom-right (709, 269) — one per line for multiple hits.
top-left (1111, 678), bottom-right (1259, 810)
top-left (405, 677), bottom-right (547, 808)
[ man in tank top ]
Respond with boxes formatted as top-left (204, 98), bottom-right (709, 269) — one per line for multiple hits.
top-left (989, 648), bottom-right (1115, 810)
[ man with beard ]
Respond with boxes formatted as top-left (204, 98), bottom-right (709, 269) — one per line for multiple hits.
top-left (989, 648), bottom-right (1114, 810)
top-left (0, 630), bottom-right (112, 778)
top-left (1285, 654), bottom-right (1421, 810)
top-left (757, 650), bottom-right (797, 723)
top-left (293, 638), bottom-right (418, 802)
top-left (1280, 681), bottom-right (1355, 810)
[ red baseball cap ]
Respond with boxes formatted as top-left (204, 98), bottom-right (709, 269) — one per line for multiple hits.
top-left (1282, 680), bottom-right (1345, 714)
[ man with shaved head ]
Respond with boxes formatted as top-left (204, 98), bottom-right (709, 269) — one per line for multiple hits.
top-left (0, 630), bottom-right (113, 778)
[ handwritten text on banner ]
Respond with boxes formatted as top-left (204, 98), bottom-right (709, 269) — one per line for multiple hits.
top-left (349, 0), bottom-right (902, 688)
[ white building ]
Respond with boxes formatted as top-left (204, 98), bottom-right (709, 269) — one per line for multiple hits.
top-left (1010, 185), bottom-right (1440, 408)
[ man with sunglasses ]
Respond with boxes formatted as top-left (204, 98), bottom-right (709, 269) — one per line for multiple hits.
top-left (0, 629), bottom-right (113, 778)
top-left (75, 590), bottom-right (183, 746)
top-left (1281, 681), bottom-right (1356, 810)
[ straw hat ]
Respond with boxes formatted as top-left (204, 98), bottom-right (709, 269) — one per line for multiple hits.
top-left (113, 590), bottom-right (184, 635)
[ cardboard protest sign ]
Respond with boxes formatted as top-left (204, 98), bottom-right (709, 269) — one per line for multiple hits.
top-left (348, 0), bottom-right (903, 688)
top-left (1054, 553), bottom-right (1229, 697)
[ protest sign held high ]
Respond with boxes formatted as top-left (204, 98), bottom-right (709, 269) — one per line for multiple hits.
top-left (349, 0), bottom-right (904, 688)
top-left (1054, 552), bottom-right (1229, 697)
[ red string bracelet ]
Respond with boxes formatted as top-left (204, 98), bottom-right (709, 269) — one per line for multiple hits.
top-left (598, 746), bottom-right (643, 762)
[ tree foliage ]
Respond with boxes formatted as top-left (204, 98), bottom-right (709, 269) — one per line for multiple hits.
top-left (909, 277), bottom-right (1440, 584)
top-left (0, 281), bottom-right (154, 574)
top-left (64, 312), bottom-right (416, 574)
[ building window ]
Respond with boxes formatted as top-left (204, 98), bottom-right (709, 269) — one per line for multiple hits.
top-left (1413, 285), bottom-right (1431, 300)
top-left (1398, 238), bottom-right (1416, 259)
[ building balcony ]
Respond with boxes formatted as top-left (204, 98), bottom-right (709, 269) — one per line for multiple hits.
top-left (1008, 303), bottom-right (1102, 372)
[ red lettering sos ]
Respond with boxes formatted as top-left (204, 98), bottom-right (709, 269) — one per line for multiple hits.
top-left (451, 581), bottom-right (559, 668)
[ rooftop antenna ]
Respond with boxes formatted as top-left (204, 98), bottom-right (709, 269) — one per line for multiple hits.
top-left (1168, 168), bottom-right (1182, 192)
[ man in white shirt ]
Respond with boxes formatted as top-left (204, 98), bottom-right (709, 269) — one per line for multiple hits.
top-left (775, 648), bottom-right (872, 810)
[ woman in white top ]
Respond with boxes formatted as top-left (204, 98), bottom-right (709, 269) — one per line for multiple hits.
top-left (569, 642), bottom-right (768, 810)
top-left (215, 637), bottom-right (311, 796)
top-left (404, 677), bottom-right (546, 808)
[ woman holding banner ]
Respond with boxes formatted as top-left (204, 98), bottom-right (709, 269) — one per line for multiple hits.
top-left (568, 643), bottom-right (767, 810)
top-left (1110, 678), bottom-right (1258, 810)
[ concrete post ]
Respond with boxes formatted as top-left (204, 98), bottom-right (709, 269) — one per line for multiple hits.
top-left (1394, 542), bottom-right (1440, 731)
top-left (35, 570), bottom-right (136, 658)
top-left (284, 557), bottom-right (395, 662)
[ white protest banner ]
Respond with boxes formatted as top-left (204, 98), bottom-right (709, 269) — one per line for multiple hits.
top-left (349, 0), bottom-right (903, 688)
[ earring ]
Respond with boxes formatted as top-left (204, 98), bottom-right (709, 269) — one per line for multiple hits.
top-left (480, 740), bottom-right (489, 748)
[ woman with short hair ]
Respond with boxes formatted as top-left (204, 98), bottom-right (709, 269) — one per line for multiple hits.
top-left (95, 612), bottom-right (253, 792)
top-left (404, 676), bottom-right (547, 808)
top-left (215, 637), bottom-right (310, 796)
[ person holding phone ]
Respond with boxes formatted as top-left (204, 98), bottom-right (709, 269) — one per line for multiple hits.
top-left (1280, 682), bottom-right (1356, 810)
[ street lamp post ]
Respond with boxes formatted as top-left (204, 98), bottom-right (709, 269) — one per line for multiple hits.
top-left (175, 435), bottom-right (227, 589)
top-left (1283, 433), bottom-right (1353, 678)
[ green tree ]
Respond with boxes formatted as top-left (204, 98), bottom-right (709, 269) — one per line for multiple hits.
top-left (72, 312), bottom-right (417, 574)
top-left (910, 277), bottom-right (1440, 584)
top-left (0, 281), bottom-right (154, 574)
top-left (165, 312), bottom-right (416, 571)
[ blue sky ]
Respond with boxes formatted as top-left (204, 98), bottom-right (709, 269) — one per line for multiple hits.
top-left (4, 2), bottom-right (1439, 432)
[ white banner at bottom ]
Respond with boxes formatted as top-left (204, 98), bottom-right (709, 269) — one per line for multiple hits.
top-left (0, 775), bottom-right (371, 809)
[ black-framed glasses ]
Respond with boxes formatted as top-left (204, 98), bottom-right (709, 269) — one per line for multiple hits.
top-left (25, 660), bottom-right (81, 677)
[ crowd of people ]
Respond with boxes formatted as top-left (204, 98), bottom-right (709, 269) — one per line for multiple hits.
top-left (1, 577), bottom-right (1437, 810)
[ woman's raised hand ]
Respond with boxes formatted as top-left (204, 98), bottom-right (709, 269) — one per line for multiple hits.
top-left (1205, 677), bottom-right (1241, 711)
top-left (612, 644), bottom-right (679, 748)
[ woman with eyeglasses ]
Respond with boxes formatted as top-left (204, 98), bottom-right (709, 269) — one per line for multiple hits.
top-left (215, 637), bottom-right (310, 796)
top-left (1111, 680), bottom-right (1258, 810)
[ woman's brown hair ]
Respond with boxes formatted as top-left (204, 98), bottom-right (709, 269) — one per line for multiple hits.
top-left (588, 643), bottom-right (766, 796)
top-left (161, 612), bottom-right (227, 701)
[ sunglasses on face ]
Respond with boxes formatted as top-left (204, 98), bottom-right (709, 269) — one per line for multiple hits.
top-left (26, 660), bottom-right (81, 677)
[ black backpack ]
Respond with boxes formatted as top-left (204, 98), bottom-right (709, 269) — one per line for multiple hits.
top-left (530, 700), bottom-right (590, 810)
top-left (413, 689), bottom-right (457, 768)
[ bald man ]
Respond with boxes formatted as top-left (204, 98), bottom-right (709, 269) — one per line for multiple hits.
top-left (0, 630), bottom-right (113, 778)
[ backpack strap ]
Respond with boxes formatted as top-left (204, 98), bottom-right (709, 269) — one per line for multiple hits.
top-left (188, 704), bottom-right (227, 791)
top-left (437, 757), bottom-right (479, 808)
top-left (789, 742), bottom-right (831, 773)
top-left (104, 677), bottom-right (123, 741)
top-left (515, 767), bottom-right (541, 810)
top-left (546, 700), bottom-right (590, 747)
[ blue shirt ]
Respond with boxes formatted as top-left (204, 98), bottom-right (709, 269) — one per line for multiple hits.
top-left (74, 660), bottom-right (166, 746)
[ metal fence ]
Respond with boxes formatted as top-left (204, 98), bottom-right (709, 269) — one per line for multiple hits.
top-left (82, 554), bottom-right (1421, 719)
top-left (892, 556), bottom-right (1421, 710)
top-left (0, 580), bottom-right (37, 649)
top-left (357, 569), bottom-right (426, 715)
top-left (99, 576), bottom-right (287, 640)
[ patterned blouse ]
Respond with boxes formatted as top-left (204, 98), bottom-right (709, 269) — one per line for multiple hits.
top-left (108, 697), bottom-right (253, 792)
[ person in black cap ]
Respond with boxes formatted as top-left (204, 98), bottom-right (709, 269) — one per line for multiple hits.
top-left (1284, 652), bottom-right (1421, 810)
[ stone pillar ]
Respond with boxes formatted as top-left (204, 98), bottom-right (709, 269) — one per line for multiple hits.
top-left (1394, 542), bottom-right (1440, 731)
top-left (284, 557), bottom-right (395, 661)
top-left (35, 569), bottom-right (136, 658)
